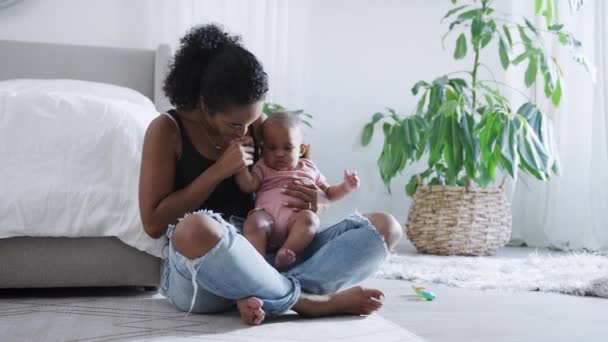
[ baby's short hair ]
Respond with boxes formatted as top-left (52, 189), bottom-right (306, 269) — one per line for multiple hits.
top-left (263, 111), bottom-right (304, 135)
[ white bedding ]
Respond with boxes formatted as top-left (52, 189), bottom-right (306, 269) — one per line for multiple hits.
top-left (0, 79), bottom-right (166, 257)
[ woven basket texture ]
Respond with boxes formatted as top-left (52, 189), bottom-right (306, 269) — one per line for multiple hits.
top-left (406, 183), bottom-right (512, 256)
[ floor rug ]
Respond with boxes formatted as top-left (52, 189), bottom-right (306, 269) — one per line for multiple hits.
top-left (376, 252), bottom-right (608, 297)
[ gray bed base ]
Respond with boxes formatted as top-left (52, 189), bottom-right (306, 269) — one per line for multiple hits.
top-left (0, 39), bottom-right (171, 289)
top-left (0, 237), bottom-right (161, 289)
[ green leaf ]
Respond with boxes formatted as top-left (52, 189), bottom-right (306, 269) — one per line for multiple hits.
top-left (372, 112), bottom-right (384, 123)
top-left (517, 102), bottom-right (544, 141)
top-left (525, 55), bottom-right (539, 87)
top-left (383, 122), bottom-right (391, 136)
top-left (448, 78), bottom-right (468, 91)
top-left (543, 0), bottom-right (553, 27)
top-left (503, 25), bottom-right (513, 46)
top-left (415, 116), bottom-right (429, 159)
top-left (524, 18), bottom-right (539, 36)
top-left (551, 76), bottom-right (562, 106)
top-left (499, 119), bottom-right (517, 177)
top-left (498, 38), bottom-right (509, 69)
top-left (412, 81), bottom-right (430, 95)
top-left (512, 49), bottom-right (536, 65)
top-left (378, 125), bottom-right (407, 190)
top-left (478, 113), bottom-right (499, 167)
top-left (443, 117), bottom-right (456, 183)
top-left (558, 32), bottom-right (568, 45)
top-left (386, 107), bottom-right (400, 122)
top-left (518, 25), bottom-right (532, 46)
top-left (454, 33), bottom-right (467, 59)
top-left (535, 0), bottom-right (543, 14)
top-left (548, 24), bottom-right (564, 31)
top-left (428, 115), bottom-right (446, 166)
top-left (451, 114), bottom-right (464, 180)
top-left (361, 123), bottom-right (374, 146)
top-left (408, 118), bottom-right (420, 146)
top-left (451, 0), bottom-right (457, 4)
top-left (428, 177), bottom-right (441, 186)
top-left (461, 115), bottom-right (477, 179)
top-left (544, 72), bottom-right (553, 97)
top-left (416, 92), bottom-right (428, 115)
top-left (402, 119), bottom-right (411, 148)
top-left (528, 126), bottom-right (551, 173)
top-left (263, 102), bottom-right (285, 113)
top-left (438, 100), bottom-right (459, 116)
top-left (471, 17), bottom-right (484, 46)
top-left (405, 175), bottom-right (419, 196)
top-left (479, 20), bottom-right (496, 49)
top-left (539, 52), bottom-right (555, 96)
top-left (443, 5), bottom-right (469, 20)
top-left (457, 9), bottom-right (481, 20)
top-left (480, 33), bottom-right (493, 49)
top-left (517, 123), bottom-right (545, 180)
top-left (415, 115), bottom-right (429, 130)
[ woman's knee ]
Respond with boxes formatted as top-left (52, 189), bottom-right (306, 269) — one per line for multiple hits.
top-left (364, 212), bottom-right (403, 250)
top-left (172, 213), bottom-right (225, 259)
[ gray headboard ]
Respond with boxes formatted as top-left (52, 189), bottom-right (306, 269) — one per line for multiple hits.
top-left (0, 40), bottom-right (171, 110)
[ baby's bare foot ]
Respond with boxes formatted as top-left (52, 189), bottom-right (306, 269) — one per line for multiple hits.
top-left (236, 297), bottom-right (265, 325)
top-left (274, 248), bottom-right (296, 269)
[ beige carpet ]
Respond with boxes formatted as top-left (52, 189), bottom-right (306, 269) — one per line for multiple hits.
top-left (376, 252), bottom-right (608, 297)
top-left (0, 288), bottom-right (425, 342)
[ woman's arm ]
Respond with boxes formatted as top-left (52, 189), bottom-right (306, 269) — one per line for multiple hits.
top-left (138, 116), bottom-right (226, 238)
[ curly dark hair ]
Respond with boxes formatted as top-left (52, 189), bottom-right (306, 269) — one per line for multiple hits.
top-left (163, 24), bottom-right (269, 113)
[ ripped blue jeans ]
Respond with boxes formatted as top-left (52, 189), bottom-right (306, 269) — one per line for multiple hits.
top-left (159, 210), bottom-right (388, 316)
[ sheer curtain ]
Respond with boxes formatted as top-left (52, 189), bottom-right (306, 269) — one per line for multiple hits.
top-left (143, 0), bottom-right (310, 108)
top-left (509, 1), bottom-right (608, 251)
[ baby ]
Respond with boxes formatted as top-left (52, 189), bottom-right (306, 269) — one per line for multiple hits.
top-left (236, 112), bottom-right (360, 269)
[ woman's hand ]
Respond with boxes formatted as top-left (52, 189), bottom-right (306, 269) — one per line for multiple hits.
top-left (213, 137), bottom-right (254, 179)
top-left (282, 180), bottom-right (330, 214)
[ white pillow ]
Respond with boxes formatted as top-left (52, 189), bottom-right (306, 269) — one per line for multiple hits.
top-left (0, 79), bottom-right (166, 257)
top-left (0, 78), bottom-right (154, 108)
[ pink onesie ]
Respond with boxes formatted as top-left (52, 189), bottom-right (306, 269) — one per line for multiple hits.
top-left (252, 158), bottom-right (326, 249)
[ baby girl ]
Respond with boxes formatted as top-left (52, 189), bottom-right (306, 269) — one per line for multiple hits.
top-left (236, 112), bottom-right (360, 269)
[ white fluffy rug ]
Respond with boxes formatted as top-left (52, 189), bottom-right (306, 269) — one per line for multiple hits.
top-left (376, 252), bottom-right (608, 298)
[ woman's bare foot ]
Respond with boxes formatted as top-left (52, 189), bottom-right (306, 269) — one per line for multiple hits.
top-left (236, 297), bottom-right (265, 325)
top-left (274, 248), bottom-right (296, 269)
top-left (292, 286), bottom-right (384, 317)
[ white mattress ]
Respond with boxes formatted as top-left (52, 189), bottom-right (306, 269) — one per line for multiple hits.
top-left (0, 79), bottom-right (167, 257)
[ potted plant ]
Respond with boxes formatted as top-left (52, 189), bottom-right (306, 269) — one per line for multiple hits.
top-left (361, 0), bottom-right (590, 255)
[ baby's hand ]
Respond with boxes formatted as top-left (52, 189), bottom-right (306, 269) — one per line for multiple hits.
top-left (343, 169), bottom-right (360, 191)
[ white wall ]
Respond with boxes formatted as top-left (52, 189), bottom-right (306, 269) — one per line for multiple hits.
top-left (0, 0), bottom-right (507, 225)
top-left (299, 0), bottom-right (502, 223)
top-left (0, 0), bottom-right (148, 48)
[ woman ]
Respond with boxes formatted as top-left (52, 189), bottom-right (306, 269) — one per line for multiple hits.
top-left (139, 24), bottom-right (402, 325)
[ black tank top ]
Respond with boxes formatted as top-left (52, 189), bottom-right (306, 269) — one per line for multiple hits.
top-left (167, 109), bottom-right (259, 218)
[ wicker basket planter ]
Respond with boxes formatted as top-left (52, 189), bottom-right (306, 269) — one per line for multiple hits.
top-left (405, 178), bottom-right (512, 256)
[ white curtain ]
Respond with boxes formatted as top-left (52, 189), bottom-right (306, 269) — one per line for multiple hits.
top-left (143, 0), bottom-right (310, 107)
top-left (509, 1), bottom-right (608, 251)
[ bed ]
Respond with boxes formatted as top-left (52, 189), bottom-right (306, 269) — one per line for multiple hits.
top-left (0, 40), bottom-right (171, 289)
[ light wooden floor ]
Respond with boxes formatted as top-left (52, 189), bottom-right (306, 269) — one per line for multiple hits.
top-left (1, 242), bottom-right (606, 342)
top-left (0, 287), bottom-right (422, 342)
top-left (369, 240), bottom-right (608, 342)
